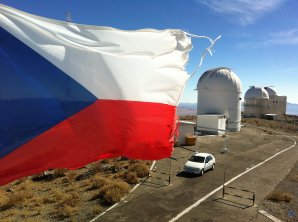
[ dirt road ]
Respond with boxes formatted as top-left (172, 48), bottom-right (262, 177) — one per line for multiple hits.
top-left (96, 126), bottom-right (297, 222)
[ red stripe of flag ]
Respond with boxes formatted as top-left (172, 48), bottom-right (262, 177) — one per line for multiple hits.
top-left (0, 100), bottom-right (177, 185)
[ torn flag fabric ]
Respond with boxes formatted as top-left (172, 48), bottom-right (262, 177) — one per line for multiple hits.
top-left (0, 4), bottom-right (192, 185)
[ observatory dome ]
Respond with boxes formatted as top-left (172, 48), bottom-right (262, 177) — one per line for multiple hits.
top-left (197, 67), bottom-right (241, 93)
top-left (264, 87), bottom-right (278, 97)
top-left (197, 67), bottom-right (242, 132)
top-left (244, 86), bottom-right (269, 100)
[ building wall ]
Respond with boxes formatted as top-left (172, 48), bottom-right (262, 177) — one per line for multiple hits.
top-left (197, 90), bottom-right (241, 131)
top-left (197, 115), bottom-right (226, 135)
top-left (177, 121), bottom-right (196, 145)
top-left (243, 99), bottom-right (264, 118)
top-left (244, 96), bottom-right (287, 118)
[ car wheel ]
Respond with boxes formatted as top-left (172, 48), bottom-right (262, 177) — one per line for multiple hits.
top-left (212, 164), bottom-right (215, 170)
top-left (200, 169), bottom-right (204, 176)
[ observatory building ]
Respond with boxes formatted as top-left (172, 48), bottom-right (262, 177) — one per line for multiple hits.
top-left (196, 67), bottom-right (242, 132)
top-left (244, 86), bottom-right (287, 119)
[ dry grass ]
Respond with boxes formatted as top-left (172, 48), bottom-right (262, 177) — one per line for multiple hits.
top-left (23, 218), bottom-right (45, 222)
top-left (289, 174), bottom-right (298, 183)
top-left (52, 205), bottom-right (78, 219)
top-left (129, 163), bottom-right (149, 178)
top-left (40, 196), bottom-right (55, 204)
top-left (243, 116), bottom-right (298, 133)
top-left (100, 159), bottom-right (111, 164)
top-left (52, 188), bottom-right (68, 202)
top-left (0, 158), bottom-right (151, 221)
top-left (52, 188), bottom-right (79, 207)
top-left (92, 180), bottom-right (130, 205)
top-left (1, 190), bottom-right (34, 210)
top-left (93, 205), bottom-right (103, 214)
top-left (67, 170), bottom-right (79, 182)
top-left (180, 115), bottom-right (196, 121)
top-left (267, 191), bottom-right (293, 203)
top-left (88, 175), bottom-right (109, 190)
top-left (89, 161), bottom-right (104, 173)
top-left (60, 193), bottom-right (79, 208)
top-left (124, 172), bottom-right (139, 184)
top-left (54, 168), bottom-right (67, 177)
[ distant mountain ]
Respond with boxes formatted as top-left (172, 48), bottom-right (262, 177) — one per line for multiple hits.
top-left (177, 102), bottom-right (298, 116)
top-left (177, 103), bottom-right (196, 116)
top-left (287, 103), bottom-right (298, 115)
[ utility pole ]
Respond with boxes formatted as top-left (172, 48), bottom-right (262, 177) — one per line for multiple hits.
top-left (222, 130), bottom-right (228, 197)
top-left (168, 157), bottom-right (172, 185)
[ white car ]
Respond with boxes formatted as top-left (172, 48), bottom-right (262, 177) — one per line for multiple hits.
top-left (184, 152), bottom-right (215, 176)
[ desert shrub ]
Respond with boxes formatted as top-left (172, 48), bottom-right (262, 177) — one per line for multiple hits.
top-left (2, 191), bottom-right (34, 209)
top-left (12, 178), bottom-right (25, 186)
top-left (52, 189), bottom-right (68, 202)
top-left (89, 162), bottom-right (103, 173)
top-left (54, 168), bottom-right (67, 177)
top-left (129, 163), bottom-right (149, 178)
top-left (52, 189), bottom-right (79, 207)
top-left (23, 218), bottom-right (43, 222)
top-left (290, 174), bottom-right (298, 183)
top-left (111, 162), bottom-right (124, 173)
top-left (100, 159), bottom-right (111, 164)
top-left (88, 175), bottom-right (109, 190)
top-left (60, 193), bottom-right (79, 207)
top-left (113, 171), bottom-right (126, 180)
top-left (93, 205), bottom-right (103, 214)
top-left (144, 161), bottom-right (151, 166)
top-left (75, 170), bottom-right (94, 181)
top-left (41, 196), bottom-right (54, 204)
top-left (67, 171), bottom-right (78, 182)
top-left (267, 191), bottom-right (293, 203)
top-left (128, 159), bottom-right (141, 165)
top-left (124, 172), bottom-right (139, 184)
top-left (15, 183), bottom-right (29, 192)
top-left (98, 181), bottom-right (130, 205)
top-left (53, 205), bottom-right (78, 219)
top-left (31, 173), bottom-right (54, 182)
top-left (29, 197), bottom-right (43, 207)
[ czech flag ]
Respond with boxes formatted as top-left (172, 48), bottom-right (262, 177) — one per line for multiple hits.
top-left (0, 4), bottom-right (192, 185)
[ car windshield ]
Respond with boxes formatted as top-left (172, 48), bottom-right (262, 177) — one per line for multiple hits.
top-left (189, 155), bottom-right (205, 163)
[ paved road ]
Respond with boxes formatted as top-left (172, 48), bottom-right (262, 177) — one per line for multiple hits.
top-left (96, 126), bottom-right (297, 222)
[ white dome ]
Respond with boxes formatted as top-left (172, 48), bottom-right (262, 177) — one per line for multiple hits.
top-left (197, 67), bottom-right (242, 93)
top-left (244, 86), bottom-right (269, 100)
top-left (197, 67), bottom-right (242, 132)
top-left (264, 87), bottom-right (278, 97)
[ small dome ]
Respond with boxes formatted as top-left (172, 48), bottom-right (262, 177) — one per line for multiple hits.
top-left (197, 67), bottom-right (242, 93)
top-left (264, 87), bottom-right (278, 97)
top-left (244, 86), bottom-right (269, 100)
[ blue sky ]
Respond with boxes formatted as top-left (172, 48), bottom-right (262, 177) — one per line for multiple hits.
top-left (1, 0), bottom-right (298, 103)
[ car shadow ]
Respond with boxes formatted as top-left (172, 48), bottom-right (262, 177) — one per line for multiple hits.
top-left (176, 171), bottom-right (200, 178)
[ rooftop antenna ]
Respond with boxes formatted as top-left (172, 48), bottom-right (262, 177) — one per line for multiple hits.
top-left (66, 11), bottom-right (72, 22)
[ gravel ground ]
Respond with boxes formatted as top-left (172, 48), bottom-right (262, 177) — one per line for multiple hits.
top-left (259, 161), bottom-right (298, 222)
